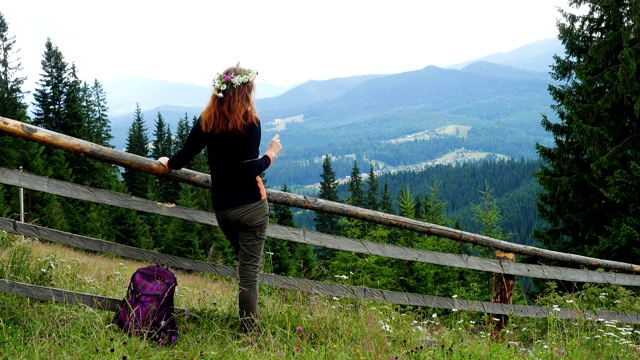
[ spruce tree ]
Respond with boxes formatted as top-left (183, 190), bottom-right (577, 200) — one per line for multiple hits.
top-left (174, 114), bottom-right (191, 153)
top-left (364, 163), bottom-right (379, 211)
top-left (314, 156), bottom-right (340, 235)
top-left (105, 182), bottom-right (152, 249)
top-left (313, 155), bottom-right (341, 262)
top-left (534, 1), bottom-right (640, 262)
top-left (0, 12), bottom-right (28, 126)
top-left (270, 184), bottom-right (292, 228)
top-left (60, 64), bottom-right (85, 140)
top-left (122, 104), bottom-right (151, 198)
top-left (380, 180), bottom-right (394, 215)
top-left (31, 38), bottom-right (73, 182)
top-left (32, 38), bottom-right (67, 133)
top-left (395, 187), bottom-right (418, 292)
top-left (0, 12), bottom-right (29, 215)
top-left (26, 38), bottom-right (75, 229)
top-left (379, 180), bottom-right (399, 245)
top-left (86, 80), bottom-right (113, 147)
top-left (82, 80), bottom-right (119, 189)
top-left (150, 112), bottom-right (179, 203)
top-left (163, 183), bottom-right (205, 259)
top-left (347, 160), bottom-right (363, 207)
top-left (270, 183), bottom-right (316, 276)
top-left (0, 12), bottom-right (26, 216)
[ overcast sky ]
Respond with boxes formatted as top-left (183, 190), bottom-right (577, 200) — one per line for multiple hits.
top-left (3, 0), bottom-right (568, 90)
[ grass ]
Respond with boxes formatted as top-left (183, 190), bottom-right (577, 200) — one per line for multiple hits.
top-left (1, 231), bottom-right (640, 359)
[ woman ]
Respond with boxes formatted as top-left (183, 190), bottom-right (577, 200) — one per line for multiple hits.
top-left (158, 64), bottom-right (282, 334)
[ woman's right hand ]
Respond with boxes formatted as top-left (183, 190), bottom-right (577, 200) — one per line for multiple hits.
top-left (158, 157), bottom-right (170, 171)
top-left (267, 134), bottom-right (282, 158)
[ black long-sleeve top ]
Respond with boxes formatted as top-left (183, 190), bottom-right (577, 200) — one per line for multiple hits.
top-left (167, 117), bottom-right (274, 211)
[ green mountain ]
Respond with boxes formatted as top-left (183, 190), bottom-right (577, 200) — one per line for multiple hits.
top-left (109, 62), bottom-right (556, 186)
top-left (256, 62), bottom-right (555, 187)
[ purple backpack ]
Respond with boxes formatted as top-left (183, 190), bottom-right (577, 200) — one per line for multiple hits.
top-left (113, 265), bottom-right (179, 346)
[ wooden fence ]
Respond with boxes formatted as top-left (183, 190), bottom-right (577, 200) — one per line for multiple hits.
top-left (1, 116), bottom-right (640, 324)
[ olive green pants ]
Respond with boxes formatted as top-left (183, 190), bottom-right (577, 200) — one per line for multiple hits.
top-left (215, 199), bottom-right (269, 333)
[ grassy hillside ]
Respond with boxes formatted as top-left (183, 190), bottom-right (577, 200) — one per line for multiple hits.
top-left (2, 231), bottom-right (640, 359)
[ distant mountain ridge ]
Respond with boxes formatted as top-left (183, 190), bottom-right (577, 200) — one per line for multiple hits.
top-left (103, 77), bottom-right (294, 117)
top-left (448, 38), bottom-right (563, 72)
top-left (109, 38), bottom-right (563, 188)
top-left (107, 38), bottom-right (561, 119)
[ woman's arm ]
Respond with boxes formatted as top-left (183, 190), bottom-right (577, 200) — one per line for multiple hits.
top-left (162, 117), bottom-right (208, 171)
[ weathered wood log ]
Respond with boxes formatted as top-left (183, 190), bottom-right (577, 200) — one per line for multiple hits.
top-left (2, 169), bottom-right (640, 286)
top-left (2, 116), bottom-right (640, 274)
top-left (0, 116), bottom-right (209, 188)
top-left (490, 251), bottom-right (516, 336)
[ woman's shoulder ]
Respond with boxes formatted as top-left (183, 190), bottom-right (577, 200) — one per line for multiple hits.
top-left (247, 118), bottom-right (261, 131)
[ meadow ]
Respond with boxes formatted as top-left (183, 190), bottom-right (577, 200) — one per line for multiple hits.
top-left (1, 231), bottom-right (640, 359)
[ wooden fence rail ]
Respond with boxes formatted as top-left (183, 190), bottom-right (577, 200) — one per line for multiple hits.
top-left (2, 218), bottom-right (639, 324)
top-left (2, 116), bottom-right (639, 274)
top-left (2, 168), bottom-right (639, 287)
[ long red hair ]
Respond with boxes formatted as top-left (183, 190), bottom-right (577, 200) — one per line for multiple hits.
top-left (200, 65), bottom-right (259, 134)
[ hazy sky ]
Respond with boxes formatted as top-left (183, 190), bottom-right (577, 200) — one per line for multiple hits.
top-left (3, 0), bottom-right (568, 90)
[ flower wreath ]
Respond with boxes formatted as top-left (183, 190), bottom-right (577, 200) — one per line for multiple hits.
top-left (212, 67), bottom-right (258, 98)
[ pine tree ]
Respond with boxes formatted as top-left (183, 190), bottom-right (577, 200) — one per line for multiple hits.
top-left (60, 63), bottom-right (85, 140)
top-left (314, 156), bottom-right (340, 233)
top-left (151, 112), bottom-right (170, 160)
top-left (0, 12), bottom-right (29, 216)
top-left (105, 182), bottom-right (152, 249)
top-left (395, 187), bottom-right (418, 292)
top-left (82, 79), bottom-right (119, 190)
top-left (25, 37), bottom-right (76, 230)
top-left (313, 155), bottom-right (342, 262)
top-left (175, 113), bottom-right (191, 149)
top-left (269, 183), bottom-right (316, 276)
top-left (380, 180), bottom-right (393, 215)
top-left (273, 184), bottom-right (294, 226)
top-left (364, 163), bottom-right (379, 211)
top-left (32, 38), bottom-right (67, 133)
top-left (422, 179), bottom-right (449, 226)
top-left (31, 38), bottom-right (73, 182)
top-left (534, 1), bottom-right (640, 263)
top-left (347, 160), bottom-right (363, 207)
top-left (60, 65), bottom-right (99, 234)
top-left (162, 183), bottom-right (205, 260)
top-left (122, 104), bottom-right (151, 198)
top-left (379, 180), bottom-right (399, 245)
top-left (0, 12), bottom-right (28, 125)
top-left (150, 112), bottom-right (179, 203)
top-left (86, 80), bottom-right (113, 147)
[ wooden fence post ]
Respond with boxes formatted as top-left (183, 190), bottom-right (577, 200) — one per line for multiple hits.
top-left (490, 251), bottom-right (515, 337)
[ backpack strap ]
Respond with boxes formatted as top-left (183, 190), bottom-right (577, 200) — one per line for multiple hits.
top-left (155, 258), bottom-right (170, 270)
